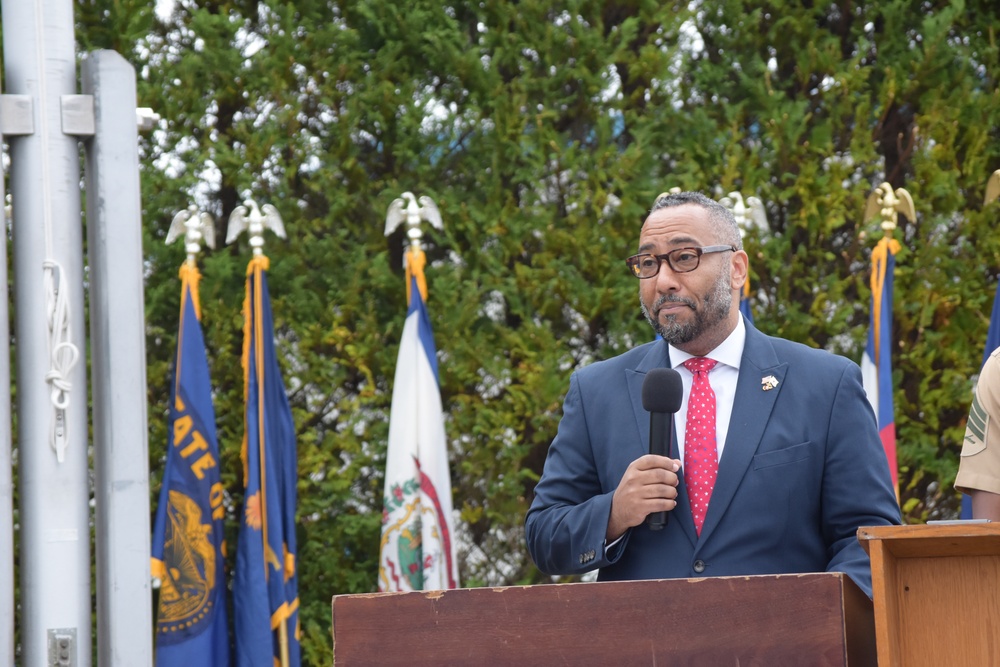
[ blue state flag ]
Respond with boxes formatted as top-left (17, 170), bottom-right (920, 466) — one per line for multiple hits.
top-left (961, 279), bottom-right (1000, 519)
top-left (151, 263), bottom-right (231, 667)
top-left (234, 256), bottom-right (300, 667)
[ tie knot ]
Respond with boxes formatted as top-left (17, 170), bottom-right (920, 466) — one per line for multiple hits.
top-left (683, 357), bottom-right (718, 375)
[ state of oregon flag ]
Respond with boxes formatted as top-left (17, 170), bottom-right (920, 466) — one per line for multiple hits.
top-left (150, 263), bottom-right (231, 666)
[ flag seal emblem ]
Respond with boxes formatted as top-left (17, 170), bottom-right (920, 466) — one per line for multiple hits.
top-left (157, 490), bottom-right (218, 640)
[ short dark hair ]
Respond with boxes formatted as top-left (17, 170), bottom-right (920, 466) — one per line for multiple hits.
top-left (649, 191), bottom-right (742, 250)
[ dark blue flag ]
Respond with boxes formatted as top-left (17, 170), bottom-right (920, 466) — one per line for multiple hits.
top-left (961, 280), bottom-right (1000, 519)
top-left (151, 264), bottom-right (231, 666)
top-left (982, 281), bottom-right (1000, 370)
top-left (234, 256), bottom-right (300, 667)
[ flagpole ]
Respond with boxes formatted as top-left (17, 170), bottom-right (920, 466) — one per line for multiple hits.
top-left (3, 1), bottom-right (92, 662)
top-left (82, 49), bottom-right (156, 667)
top-left (251, 251), bottom-right (291, 667)
top-left (0, 65), bottom-right (14, 667)
top-left (279, 620), bottom-right (290, 667)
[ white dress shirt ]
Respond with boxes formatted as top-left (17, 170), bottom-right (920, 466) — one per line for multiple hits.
top-left (668, 316), bottom-right (746, 464)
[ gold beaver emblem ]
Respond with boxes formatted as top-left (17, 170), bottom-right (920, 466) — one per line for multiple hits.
top-left (158, 490), bottom-right (216, 625)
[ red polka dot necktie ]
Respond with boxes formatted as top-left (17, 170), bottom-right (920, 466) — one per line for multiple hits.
top-left (683, 357), bottom-right (718, 536)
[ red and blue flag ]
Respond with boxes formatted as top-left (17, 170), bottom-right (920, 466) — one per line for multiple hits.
top-left (861, 237), bottom-right (900, 496)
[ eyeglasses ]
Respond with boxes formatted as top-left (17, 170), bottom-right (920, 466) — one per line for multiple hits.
top-left (625, 245), bottom-right (737, 278)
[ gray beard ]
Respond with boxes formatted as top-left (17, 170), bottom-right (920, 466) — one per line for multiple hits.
top-left (640, 274), bottom-right (733, 345)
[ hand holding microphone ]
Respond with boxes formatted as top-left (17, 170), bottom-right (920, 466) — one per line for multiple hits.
top-left (606, 367), bottom-right (684, 540)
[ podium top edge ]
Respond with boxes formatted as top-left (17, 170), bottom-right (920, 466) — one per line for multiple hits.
top-left (858, 523), bottom-right (1000, 559)
top-left (859, 523), bottom-right (1000, 541)
top-left (332, 572), bottom-right (852, 601)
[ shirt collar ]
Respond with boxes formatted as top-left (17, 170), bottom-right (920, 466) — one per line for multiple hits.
top-left (668, 315), bottom-right (746, 371)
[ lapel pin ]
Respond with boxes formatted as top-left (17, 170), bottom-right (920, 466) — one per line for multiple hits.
top-left (761, 375), bottom-right (779, 391)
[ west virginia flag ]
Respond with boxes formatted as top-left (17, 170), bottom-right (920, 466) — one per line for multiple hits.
top-left (861, 237), bottom-right (900, 495)
top-left (379, 249), bottom-right (459, 591)
top-left (151, 263), bottom-right (231, 666)
top-left (233, 256), bottom-right (300, 667)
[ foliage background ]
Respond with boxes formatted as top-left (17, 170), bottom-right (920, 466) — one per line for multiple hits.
top-left (12, 0), bottom-right (1000, 662)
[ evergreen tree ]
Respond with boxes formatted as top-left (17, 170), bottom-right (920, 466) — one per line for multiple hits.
top-left (47, 0), bottom-right (1000, 662)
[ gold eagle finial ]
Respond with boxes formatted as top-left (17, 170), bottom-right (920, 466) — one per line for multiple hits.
top-left (864, 182), bottom-right (916, 236)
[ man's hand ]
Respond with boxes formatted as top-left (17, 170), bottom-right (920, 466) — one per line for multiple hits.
top-left (607, 455), bottom-right (681, 541)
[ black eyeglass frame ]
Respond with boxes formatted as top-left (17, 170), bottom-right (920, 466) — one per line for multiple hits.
top-left (625, 245), bottom-right (737, 278)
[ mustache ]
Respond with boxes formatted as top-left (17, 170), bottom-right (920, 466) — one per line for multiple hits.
top-left (654, 294), bottom-right (696, 311)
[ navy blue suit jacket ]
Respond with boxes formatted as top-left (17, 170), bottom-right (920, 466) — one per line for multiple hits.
top-left (525, 320), bottom-right (901, 596)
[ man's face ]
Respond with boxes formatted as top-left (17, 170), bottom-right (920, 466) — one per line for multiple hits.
top-left (637, 204), bottom-right (746, 355)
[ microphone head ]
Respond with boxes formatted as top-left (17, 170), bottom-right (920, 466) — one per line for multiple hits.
top-left (641, 367), bottom-right (683, 414)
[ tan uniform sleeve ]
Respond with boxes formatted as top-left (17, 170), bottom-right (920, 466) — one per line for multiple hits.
top-left (956, 348), bottom-right (1000, 495)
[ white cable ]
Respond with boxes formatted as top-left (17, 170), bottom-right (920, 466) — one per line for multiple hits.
top-left (42, 260), bottom-right (78, 463)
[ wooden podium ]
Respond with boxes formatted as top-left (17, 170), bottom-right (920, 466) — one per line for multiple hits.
top-left (859, 523), bottom-right (1000, 667)
top-left (331, 573), bottom-right (875, 665)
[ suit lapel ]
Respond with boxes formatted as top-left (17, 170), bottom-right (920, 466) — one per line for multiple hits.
top-left (626, 340), bottom-right (670, 459)
top-left (627, 340), bottom-right (698, 545)
top-left (698, 324), bottom-right (786, 545)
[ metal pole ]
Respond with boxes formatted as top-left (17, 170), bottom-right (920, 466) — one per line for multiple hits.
top-left (82, 50), bottom-right (152, 667)
top-left (0, 70), bottom-right (16, 667)
top-left (2, 0), bottom-right (91, 664)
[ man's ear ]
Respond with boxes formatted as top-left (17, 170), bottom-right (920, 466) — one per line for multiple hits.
top-left (731, 249), bottom-right (749, 290)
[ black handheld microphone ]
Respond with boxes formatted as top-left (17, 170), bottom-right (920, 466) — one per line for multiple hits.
top-left (641, 367), bottom-right (684, 530)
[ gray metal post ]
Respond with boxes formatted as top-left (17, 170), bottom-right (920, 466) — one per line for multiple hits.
top-left (0, 70), bottom-right (16, 667)
top-left (1, 1), bottom-right (92, 664)
top-left (82, 50), bottom-right (153, 667)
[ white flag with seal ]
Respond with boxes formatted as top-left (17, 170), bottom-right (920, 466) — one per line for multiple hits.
top-left (379, 249), bottom-right (458, 591)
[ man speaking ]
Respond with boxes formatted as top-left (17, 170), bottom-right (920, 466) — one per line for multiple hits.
top-left (525, 191), bottom-right (901, 597)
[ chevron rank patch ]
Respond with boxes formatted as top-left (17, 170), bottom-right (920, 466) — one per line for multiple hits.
top-left (966, 392), bottom-right (989, 451)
